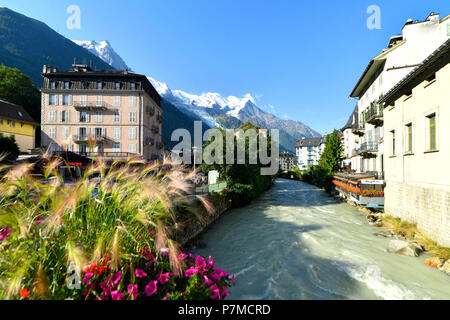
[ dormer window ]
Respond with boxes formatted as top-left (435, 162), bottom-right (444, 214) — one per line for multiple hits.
top-left (64, 81), bottom-right (70, 89)
top-left (50, 81), bottom-right (56, 89)
top-left (97, 82), bottom-right (103, 90)
top-left (130, 83), bottom-right (136, 91)
top-left (115, 82), bottom-right (121, 90)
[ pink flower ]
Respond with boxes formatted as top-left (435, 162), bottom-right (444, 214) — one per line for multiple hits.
top-left (231, 274), bottom-right (236, 285)
top-left (209, 285), bottom-right (221, 300)
top-left (207, 256), bottom-right (215, 269)
top-left (185, 267), bottom-right (199, 278)
top-left (221, 286), bottom-right (230, 298)
top-left (135, 269), bottom-right (147, 278)
top-left (178, 253), bottom-right (188, 261)
top-left (112, 271), bottom-right (122, 286)
top-left (111, 290), bottom-right (125, 300)
top-left (162, 293), bottom-right (171, 300)
top-left (158, 272), bottom-right (170, 285)
top-left (195, 256), bottom-right (206, 268)
top-left (203, 275), bottom-right (213, 287)
top-left (82, 272), bottom-right (94, 284)
top-left (127, 284), bottom-right (138, 300)
top-left (145, 280), bottom-right (158, 297)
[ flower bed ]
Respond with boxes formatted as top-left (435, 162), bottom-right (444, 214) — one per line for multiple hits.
top-left (0, 155), bottom-right (234, 300)
top-left (332, 180), bottom-right (361, 195)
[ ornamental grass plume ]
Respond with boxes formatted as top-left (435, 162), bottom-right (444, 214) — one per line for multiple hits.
top-left (0, 154), bottom-right (231, 300)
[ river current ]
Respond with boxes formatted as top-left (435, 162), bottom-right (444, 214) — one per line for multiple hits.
top-left (192, 179), bottom-right (450, 300)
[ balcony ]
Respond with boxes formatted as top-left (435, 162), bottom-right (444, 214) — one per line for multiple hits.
top-left (156, 142), bottom-right (164, 149)
top-left (73, 134), bottom-right (108, 143)
top-left (156, 115), bottom-right (163, 123)
top-left (151, 154), bottom-right (160, 161)
top-left (151, 126), bottom-right (160, 134)
top-left (145, 137), bottom-right (155, 146)
top-left (74, 101), bottom-right (108, 111)
top-left (351, 122), bottom-right (365, 136)
top-left (354, 141), bottom-right (378, 158)
top-left (364, 102), bottom-right (383, 127)
top-left (77, 152), bottom-right (137, 160)
top-left (146, 106), bottom-right (155, 115)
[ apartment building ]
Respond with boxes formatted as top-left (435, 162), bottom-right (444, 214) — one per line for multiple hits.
top-left (296, 137), bottom-right (325, 170)
top-left (341, 105), bottom-right (359, 170)
top-left (40, 64), bottom-right (163, 162)
top-left (347, 13), bottom-right (449, 177)
top-left (0, 99), bottom-right (38, 153)
top-left (379, 38), bottom-right (450, 247)
top-left (279, 151), bottom-right (296, 171)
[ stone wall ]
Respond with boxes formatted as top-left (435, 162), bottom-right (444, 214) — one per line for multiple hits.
top-left (385, 180), bottom-right (450, 247)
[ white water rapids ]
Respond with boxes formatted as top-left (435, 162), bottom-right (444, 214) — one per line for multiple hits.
top-left (192, 179), bottom-right (450, 300)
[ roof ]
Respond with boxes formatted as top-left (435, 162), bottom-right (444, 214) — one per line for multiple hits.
top-left (379, 38), bottom-right (450, 106)
top-left (341, 105), bottom-right (359, 131)
top-left (0, 99), bottom-right (38, 125)
top-left (296, 137), bottom-right (325, 148)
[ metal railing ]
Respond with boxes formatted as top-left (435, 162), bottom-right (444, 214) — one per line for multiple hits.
top-left (73, 101), bottom-right (109, 110)
top-left (364, 102), bottom-right (383, 124)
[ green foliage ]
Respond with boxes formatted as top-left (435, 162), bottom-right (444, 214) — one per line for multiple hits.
top-left (0, 65), bottom-right (41, 122)
top-left (202, 123), bottom-right (274, 207)
top-left (301, 130), bottom-right (342, 193)
top-left (0, 134), bottom-right (20, 163)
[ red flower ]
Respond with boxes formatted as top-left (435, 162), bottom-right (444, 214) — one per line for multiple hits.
top-left (20, 288), bottom-right (29, 299)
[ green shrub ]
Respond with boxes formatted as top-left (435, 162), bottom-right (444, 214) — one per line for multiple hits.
top-left (0, 134), bottom-right (20, 163)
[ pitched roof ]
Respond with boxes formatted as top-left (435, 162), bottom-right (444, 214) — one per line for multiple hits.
top-left (0, 99), bottom-right (38, 125)
top-left (341, 105), bottom-right (359, 131)
top-left (296, 137), bottom-right (325, 148)
top-left (379, 38), bottom-right (450, 106)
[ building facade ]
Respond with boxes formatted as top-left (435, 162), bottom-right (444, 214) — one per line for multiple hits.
top-left (347, 13), bottom-right (449, 178)
top-left (0, 99), bottom-right (38, 152)
top-left (296, 137), bottom-right (325, 170)
top-left (379, 38), bottom-right (450, 247)
top-left (279, 151), bottom-right (296, 171)
top-left (341, 106), bottom-right (359, 170)
top-left (40, 64), bottom-right (163, 162)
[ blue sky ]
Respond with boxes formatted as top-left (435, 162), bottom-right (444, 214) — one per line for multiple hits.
top-left (2, 0), bottom-right (449, 134)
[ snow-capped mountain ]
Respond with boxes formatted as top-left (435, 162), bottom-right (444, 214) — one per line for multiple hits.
top-left (73, 40), bottom-right (130, 70)
top-left (76, 40), bottom-right (320, 151)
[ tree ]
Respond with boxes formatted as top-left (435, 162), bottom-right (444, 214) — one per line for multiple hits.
top-left (0, 134), bottom-right (20, 163)
top-left (318, 130), bottom-right (343, 174)
top-left (0, 65), bottom-right (41, 122)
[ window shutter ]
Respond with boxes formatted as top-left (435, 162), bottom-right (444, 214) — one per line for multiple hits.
top-left (46, 94), bottom-right (49, 106)
top-left (87, 112), bottom-right (90, 122)
top-left (69, 95), bottom-right (73, 106)
top-left (67, 110), bottom-right (70, 122)
top-left (59, 95), bottom-right (63, 106)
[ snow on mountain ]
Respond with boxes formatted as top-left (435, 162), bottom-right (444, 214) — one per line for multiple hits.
top-left (72, 40), bottom-right (130, 70)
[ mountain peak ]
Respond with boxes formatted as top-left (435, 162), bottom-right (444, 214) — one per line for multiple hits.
top-left (72, 40), bottom-right (130, 71)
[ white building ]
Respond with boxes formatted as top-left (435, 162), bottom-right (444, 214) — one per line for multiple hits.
top-left (279, 151), bottom-right (296, 171)
top-left (296, 137), bottom-right (326, 170)
top-left (341, 106), bottom-right (359, 170)
top-left (380, 38), bottom-right (450, 247)
top-left (347, 13), bottom-right (450, 177)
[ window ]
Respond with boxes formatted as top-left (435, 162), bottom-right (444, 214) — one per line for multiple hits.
top-left (97, 82), bottom-right (103, 90)
top-left (129, 111), bottom-right (137, 123)
top-left (63, 95), bottom-right (71, 106)
top-left (427, 113), bottom-right (437, 151)
top-left (116, 82), bottom-right (121, 90)
top-left (129, 96), bottom-right (137, 107)
top-left (79, 111), bottom-right (89, 123)
top-left (10, 121), bottom-right (15, 128)
top-left (113, 110), bottom-right (121, 123)
top-left (95, 128), bottom-right (105, 138)
top-left (50, 81), bottom-right (56, 89)
top-left (48, 127), bottom-right (56, 139)
top-left (129, 127), bottom-right (137, 140)
top-left (80, 95), bottom-right (87, 106)
top-left (95, 111), bottom-right (103, 123)
top-left (62, 127), bottom-right (70, 139)
top-left (48, 110), bottom-right (57, 123)
top-left (60, 110), bottom-right (70, 123)
top-left (64, 81), bottom-right (70, 90)
top-left (390, 130), bottom-right (396, 156)
top-left (113, 127), bottom-right (121, 140)
top-left (96, 95), bottom-right (103, 107)
top-left (114, 96), bottom-right (121, 107)
top-left (405, 123), bottom-right (413, 153)
top-left (49, 95), bottom-right (57, 105)
top-left (128, 143), bottom-right (137, 154)
top-left (113, 143), bottom-right (121, 153)
top-left (130, 83), bottom-right (136, 91)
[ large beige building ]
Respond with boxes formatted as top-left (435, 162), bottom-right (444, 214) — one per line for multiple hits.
top-left (379, 38), bottom-right (450, 247)
top-left (40, 64), bottom-right (163, 162)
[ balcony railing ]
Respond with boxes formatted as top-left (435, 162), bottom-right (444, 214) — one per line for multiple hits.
top-left (351, 122), bottom-right (365, 136)
top-left (77, 152), bottom-right (136, 159)
top-left (146, 106), bottom-right (155, 115)
top-left (151, 154), bottom-right (160, 161)
top-left (145, 137), bottom-right (155, 146)
top-left (151, 126), bottom-right (159, 134)
top-left (73, 134), bottom-right (108, 143)
top-left (156, 142), bottom-right (164, 149)
top-left (364, 102), bottom-right (383, 127)
top-left (156, 115), bottom-right (163, 123)
top-left (74, 101), bottom-right (109, 111)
